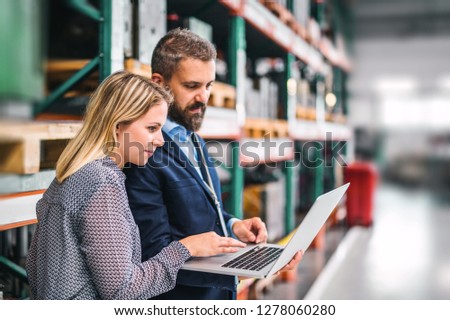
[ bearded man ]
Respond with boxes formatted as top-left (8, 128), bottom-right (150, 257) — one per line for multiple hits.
top-left (124, 28), bottom-right (301, 300)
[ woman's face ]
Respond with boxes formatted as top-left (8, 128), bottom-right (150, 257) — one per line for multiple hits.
top-left (116, 101), bottom-right (168, 167)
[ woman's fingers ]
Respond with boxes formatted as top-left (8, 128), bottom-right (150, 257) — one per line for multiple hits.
top-left (219, 237), bottom-right (247, 248)
top-left (180, 232), bottom-right (246, 257)
top-left (214, 235), bottom-right (246, 254)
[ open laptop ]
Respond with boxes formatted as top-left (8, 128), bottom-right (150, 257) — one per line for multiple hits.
top-left (182, 183), bottom-right (349, 279)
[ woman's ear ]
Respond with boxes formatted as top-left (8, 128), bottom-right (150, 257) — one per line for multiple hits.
top-left (115, 123), bottom-right (121, 137)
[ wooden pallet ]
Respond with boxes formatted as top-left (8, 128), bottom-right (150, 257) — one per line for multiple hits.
top-left (0, 121), bottom-right (82, 174)
top-left (46, 59), bottom-right (99, 96)
top-left (296, 106), bottom-right (316, 120)
top-left (34, 113), bottom-right (84, 121)
top-left (244, 118), bottom-right (289, 138)
top-left (296, 106), bottom-right (308, 119)
top-left (287, 19), bottom-right (307, 39)
top-left (325, 111), bottom-right (334, 122)
top-left (307, 18), bottom-right (321, 47)
top-left (208, 81), bottom-right (236, 109)
top-left (243, 184), bottom-right (264, 219)
top-left (325, 112), bottom-right (347, 124)
top-left (46, 59), bottom-right (94, 75)
top-left (332, 113), bottom-right (347, 124)
top-left (124, 58), bottom-right (152, 78)
top-left (261, 0), bottom-right (294, 25)
top-left (260, 0), bottom-right (308, 39)
top-left (46, 59), bottom-right (153, 97)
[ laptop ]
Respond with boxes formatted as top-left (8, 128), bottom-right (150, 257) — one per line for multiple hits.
top-left (181, 183), bottom-right (350, 278)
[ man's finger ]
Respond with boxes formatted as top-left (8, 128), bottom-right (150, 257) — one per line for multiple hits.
top-left (244, 229), bottom-right (256, 242)
top-left (254, 226), bottom-right (267, 243)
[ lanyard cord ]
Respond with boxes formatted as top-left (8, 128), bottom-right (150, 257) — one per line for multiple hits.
top-left (191, 133), bottom-right (229, 238)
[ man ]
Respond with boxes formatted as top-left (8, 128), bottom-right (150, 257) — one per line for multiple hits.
top-left (124, 28), bottom-right (302, 299)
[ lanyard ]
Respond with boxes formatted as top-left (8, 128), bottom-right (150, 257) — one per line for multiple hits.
top-left (190, 133), bottom-right (229, 238)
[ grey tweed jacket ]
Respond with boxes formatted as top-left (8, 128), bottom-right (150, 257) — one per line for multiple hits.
top-left (26, 157), bottom-right (191, 299)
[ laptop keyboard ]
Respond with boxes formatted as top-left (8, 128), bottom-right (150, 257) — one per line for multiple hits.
top-left (221, 246), bottom-right (284, 271)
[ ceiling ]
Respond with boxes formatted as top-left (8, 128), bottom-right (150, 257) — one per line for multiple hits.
top-left (353, 0), bottom-right (450, 38)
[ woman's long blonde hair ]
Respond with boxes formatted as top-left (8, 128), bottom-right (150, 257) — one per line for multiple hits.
top-left (56, 71), bottom-right (172, 183)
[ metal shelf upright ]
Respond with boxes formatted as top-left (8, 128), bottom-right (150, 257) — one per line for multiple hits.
top-left (227, 15), bottom-right (246, 220)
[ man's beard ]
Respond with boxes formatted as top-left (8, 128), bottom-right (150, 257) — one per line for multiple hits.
top-left (168, 101), bottom-right (206, 132)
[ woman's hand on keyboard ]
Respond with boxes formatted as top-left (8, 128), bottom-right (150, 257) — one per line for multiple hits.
top-left (179, 232), bottom-right (246, 257)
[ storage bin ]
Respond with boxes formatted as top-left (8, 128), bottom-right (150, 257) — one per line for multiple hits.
top-left (344, 162), bottom-right (378, 227)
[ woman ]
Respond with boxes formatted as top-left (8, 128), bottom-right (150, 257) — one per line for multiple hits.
top-left (25, 71), bottom-right (245, 299)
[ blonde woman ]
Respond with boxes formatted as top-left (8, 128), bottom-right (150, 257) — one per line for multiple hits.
top-left (25, 71), bottom-right (245, 300)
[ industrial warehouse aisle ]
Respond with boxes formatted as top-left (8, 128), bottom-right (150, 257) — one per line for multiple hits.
top-left (263, 183), bottom-right (450, 299)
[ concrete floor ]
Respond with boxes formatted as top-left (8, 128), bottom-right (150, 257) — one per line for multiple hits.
top-left (262, 183), bottom-right (450, 300)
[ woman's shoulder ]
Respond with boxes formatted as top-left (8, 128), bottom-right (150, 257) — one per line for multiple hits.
top-left (67, 157), bottom-right (125, 191)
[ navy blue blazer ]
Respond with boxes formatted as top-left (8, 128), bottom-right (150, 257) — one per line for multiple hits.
top-left (124, 131), bottom-right (236, 299)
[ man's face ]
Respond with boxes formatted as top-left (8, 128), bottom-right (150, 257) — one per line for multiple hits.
top-left (164, 58), bottom-right (215, 132)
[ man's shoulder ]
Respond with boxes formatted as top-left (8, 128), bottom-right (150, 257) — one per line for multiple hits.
top-left (123, 145), bottom-right (172, 175)
top-left (148, 142), bottom-right (171, 162)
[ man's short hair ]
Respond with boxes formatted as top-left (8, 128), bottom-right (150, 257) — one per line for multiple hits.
top-left (151, 28), bottom-right (217, 81)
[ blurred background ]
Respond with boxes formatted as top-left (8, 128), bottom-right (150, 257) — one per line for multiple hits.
top-left (267, 0), bottom-right (450, 300)
top-left (349, 0), bottom-right (450, 198)
top-left (344, 0), bottom-right (450, 299)
top-left (0, 0), bottom-right (449, 300)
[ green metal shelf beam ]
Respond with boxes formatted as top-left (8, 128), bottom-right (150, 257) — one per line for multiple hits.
top-left (0, 256), bottom-right (27, 281)
top-left (228, 15), bottom-right (245, 87)
top-left (67, 0), bottom-right (101, 22)
top-left (230, 141), bottom-right (243, 219)
top-left (313, 143), bottom-right (324, 199)
top-left (283, 162), bottom-right (295, 233)
top-left (99, 0), bottom-right (112, 81)
top-left (283, 52), bottom-right (296, 233)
